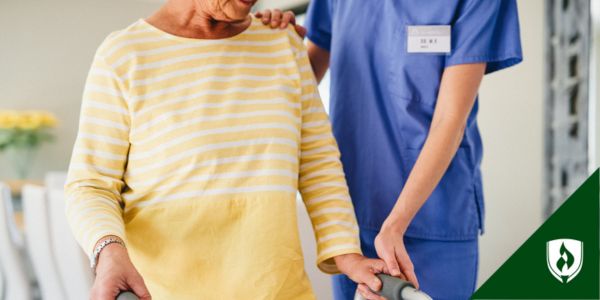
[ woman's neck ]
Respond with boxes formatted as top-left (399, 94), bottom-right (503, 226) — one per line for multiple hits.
top-left (147, 0), bottom-right (251, 39)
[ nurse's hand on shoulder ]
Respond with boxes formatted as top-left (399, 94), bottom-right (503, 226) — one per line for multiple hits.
top-left (254, 9), bottom-right (307, 37)
top-left (92, 238), bottom-right (151, 300)
top-left (375, 221), bottom-right (419, 289)
top-left (334, 253), bottom-right (388, 300)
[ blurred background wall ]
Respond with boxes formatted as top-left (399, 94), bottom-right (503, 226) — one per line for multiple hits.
top-left (594, 0), bottom-right (600, 170)
top-left (0, 0), bottom-right (158, 179)
top-left (476, 0), bottom-right (545, 284)
top-left (0, 0), bottom-right (593, 298)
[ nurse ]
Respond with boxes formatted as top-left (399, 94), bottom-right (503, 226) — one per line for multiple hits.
top-left (259, 1), bottom-right (522, 299)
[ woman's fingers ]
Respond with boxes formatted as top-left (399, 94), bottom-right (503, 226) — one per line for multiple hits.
top-left (270, 9), bottom-right (283, 28)
top-left (369, 258), bottom-right (387, 274)
top-left (395, 248), bottom-right (419, 289)
top-left (353, 259), bottom-right (384, 292)
top-left (254, 9), bottom-right (304, 36)
top-left (257, 10), bottom-right (271, 25)
top-left (294, 24), bottom-right (307, 37)
top-left (364, 271), bottom-right (382, 293)
top-left (380, 246), bottom-right (402, 277)
top-left (358, 283), bottom-right (385, 300)
top-left (126, 271), bottom-right (152, 300)
top-left (90, 277), bottom-right (122, 300)
top-left (93, 289), bottom-right (116, 300)
top-left (280, 11), bottom-right (295, 29)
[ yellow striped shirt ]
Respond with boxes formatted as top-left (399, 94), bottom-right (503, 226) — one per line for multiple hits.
top-left (65, 16), bottom-right (361, 299)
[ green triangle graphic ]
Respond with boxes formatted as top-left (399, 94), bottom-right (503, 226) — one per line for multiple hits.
top-left (472, 169), bottom-right (600, 299)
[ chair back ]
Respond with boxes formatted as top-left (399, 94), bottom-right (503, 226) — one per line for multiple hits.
top-left (44, 172), bottom-right (68, 191)
top-left (47, 184), bottom-right (93, 300)
top-left (0, 183), bottom-right (32, 300)
top-left (0, 266), bottom-right (4, 300)
top-left (22, 184), bottom-right (66, 300)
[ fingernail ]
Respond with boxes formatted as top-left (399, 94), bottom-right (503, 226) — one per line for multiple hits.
top-left (372, 279), bottom-right (380, 289)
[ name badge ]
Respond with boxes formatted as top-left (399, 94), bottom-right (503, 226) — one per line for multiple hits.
top-left (407, 25), bottom-right (451, 54)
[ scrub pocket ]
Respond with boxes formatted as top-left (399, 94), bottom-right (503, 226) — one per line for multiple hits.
top-left (387, 22), bottom-right (447, 105)
top-left (401, 147), bottom-right (481, 240)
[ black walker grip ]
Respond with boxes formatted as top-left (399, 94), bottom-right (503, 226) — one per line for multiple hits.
top-left (116, 291), bottom-right (139, 300)
top-left (376, 274), bottom-right (415, 300)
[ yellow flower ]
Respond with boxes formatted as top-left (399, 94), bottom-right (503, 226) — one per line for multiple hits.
top-left (0, 110), bottom-right (57, 130)
top-left (17, 113), bottom-right (40, 130)
top-left (0, 111), bottom-right (19, 129)
top-left (41, 112), bottom-right (58, 127)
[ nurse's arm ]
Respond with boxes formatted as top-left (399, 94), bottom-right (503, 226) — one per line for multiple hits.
top-left (375, 62), bottom-right (486, 287)
top-left (386, 62), bottom-right (486, 232)
top-left (307, 40), bottom-right (330, 83)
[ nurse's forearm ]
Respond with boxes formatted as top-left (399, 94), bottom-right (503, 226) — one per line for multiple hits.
top-left (307, 40), bottom-right (330, 83)
top-left (384, 63), bottom-right (486, 232)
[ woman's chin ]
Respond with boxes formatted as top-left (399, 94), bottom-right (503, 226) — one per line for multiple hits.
top-left (236, 0), bottom-right (256, 8)
top-left (230, 0), bottom-right (255, 17)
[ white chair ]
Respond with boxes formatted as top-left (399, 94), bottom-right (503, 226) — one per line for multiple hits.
top-left (22, 184), bottom-right (66, 300)
top-left (47, 185), bottom-right (93, 300)
top-left (44, 172), bottom-right (92, 299)
top-left (44, 172), bottom-right (67, 191)
top-left (0, 183), bottom-right (32, 300)
top-left (0, 265), bottom-right (4, 300)
top-left (1, 183), bottom-right (24, 249)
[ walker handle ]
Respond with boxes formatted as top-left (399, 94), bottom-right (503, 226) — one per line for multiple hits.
top-left (376, 274), bottom-right (415, 300)
top-left (116, 291), bottom-right (139, 300)
top-left (117, 276), bottom-right (432, 300)
top-left (372, 274), bottom-right (432, 300)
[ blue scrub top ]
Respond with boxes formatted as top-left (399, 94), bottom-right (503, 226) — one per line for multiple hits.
top-left (305, 0), bottom-right (523, 240)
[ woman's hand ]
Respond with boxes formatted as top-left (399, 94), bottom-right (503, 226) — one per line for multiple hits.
top-left (334, 253), bottom-right (388, 300)
top-left (374, 221), bottom-right (419, 289)
top-left (254, 9), bottom-right (307, 37)
top-left (91, 242), bottom-right (151, 300)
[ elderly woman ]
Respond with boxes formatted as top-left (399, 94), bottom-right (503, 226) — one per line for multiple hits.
top-left (65, 0), bottom-right (388, 299)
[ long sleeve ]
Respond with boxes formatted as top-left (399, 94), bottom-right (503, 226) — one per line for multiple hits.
top-left (65, 51), bottom-right (130, 256)
top-left (289, 30), bottom-right (362, 274)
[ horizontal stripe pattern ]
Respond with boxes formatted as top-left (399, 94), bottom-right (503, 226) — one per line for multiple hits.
top-left (65, 17), bottom-right (361, 272)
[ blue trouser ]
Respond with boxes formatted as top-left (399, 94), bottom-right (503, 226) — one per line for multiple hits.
top-left (332, 227), bottom-right (478, 300)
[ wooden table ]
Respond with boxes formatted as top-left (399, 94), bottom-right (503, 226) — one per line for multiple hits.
top-left (14, 211), bottom-right (24, 230)
top-left (5, 179), bottom-right (43, 198)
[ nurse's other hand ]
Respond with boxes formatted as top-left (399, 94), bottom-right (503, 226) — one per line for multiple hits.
top-left (334, 253), bottom-right (387, 300)
top-left (254, 9), bottom-right (307, 37)
top-left (375, 223), bottom-right (419, 289)
top-left (92, 242), bottom-right (151, 300)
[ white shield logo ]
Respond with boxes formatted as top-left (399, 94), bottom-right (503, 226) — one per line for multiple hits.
top-left (546, 239), bottom-right (584, 283)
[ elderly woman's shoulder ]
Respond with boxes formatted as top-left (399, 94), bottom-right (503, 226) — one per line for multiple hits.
top-left (95, 20), bottom-right (151, 59)
top-left (249, 18), bottom-right (305, 55)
